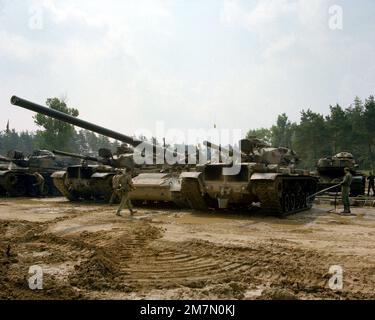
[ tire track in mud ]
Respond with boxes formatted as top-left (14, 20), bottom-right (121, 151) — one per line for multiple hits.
top-left (67, 221), bottom-right (374, 299)
top-left (2, 211), bottom-right (375, 300)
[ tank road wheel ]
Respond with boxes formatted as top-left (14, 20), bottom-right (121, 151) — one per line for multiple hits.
top-left (5, 174), bottom-right (27, 197)
top-left (299, 193), bottom-right (306, 209)
top-left (289, 193), bottom-right (296, 211)
top-left (7, 174), bottom-right (18, 186)
top-left (283, 194), bottom-right (290, 213)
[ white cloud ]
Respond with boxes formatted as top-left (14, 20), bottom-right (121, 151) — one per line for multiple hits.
top-left (1, 0), bottom-right (375, 139)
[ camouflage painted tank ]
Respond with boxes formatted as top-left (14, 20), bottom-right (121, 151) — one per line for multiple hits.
top-left (11, 96), bottom-right (193, 205)
top-left (51, 147), bottom-right (175, 202)
top-left (177, 139), bottom-right (318, 215)
top-left (0, 149), bottom-right (78, 197)
top-left (316, 152), bottom-right (365, 196)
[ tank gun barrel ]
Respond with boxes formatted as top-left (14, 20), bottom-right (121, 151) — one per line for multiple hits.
top-left (11, 96), bottom-right (193, 163)
top-left (11, 96), bottom-right (143, 147)
top-left (53, 150), bottom-right (98, 162)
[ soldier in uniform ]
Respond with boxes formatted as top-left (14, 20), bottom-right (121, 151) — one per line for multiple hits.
top-left (33, 172), bottom-right (45, 196)
top-left (341, 167), bottom-right (352, 214)
top-left (109, 171), bottom-right (122, 205)
top-left (367, 173), bottom-right (375, 196)
top-left (116, 169), bottom-right (137, 216)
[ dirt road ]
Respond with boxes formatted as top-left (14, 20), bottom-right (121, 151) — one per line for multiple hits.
top-left (0, 197), bottom-right (374, 299)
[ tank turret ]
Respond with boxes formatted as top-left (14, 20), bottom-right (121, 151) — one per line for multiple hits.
top-left (316, 152), bottom-right (365, 196)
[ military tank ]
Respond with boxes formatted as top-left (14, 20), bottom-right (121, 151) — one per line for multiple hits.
top-left (0, 149), bottom-right (78, 197)
top-left (11, 96), bottom-right (192, 205)
top-left (0, 155), bottom-right (10, 195)
top-left (177, 139), bottom-right (317, 215)
top-left (11, 96), bottom-right (317, 215)
top-left (316, 152), bottom-right (365, 196)
top-left (51, 148), bottom-right (175, 202)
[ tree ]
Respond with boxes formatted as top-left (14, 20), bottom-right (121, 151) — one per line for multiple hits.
top-left (246, 128), bottom-right (271, 144)
top-left (363, 96), bottom-right (375, 171)
top-left (294, 109), bottom-right (330, 168)
top-left (270, 113), bottom-right (296, 148)
top-left (33, 98), bottom-right (79, 152)
top-left (325, 104), bottom-right (350, 154)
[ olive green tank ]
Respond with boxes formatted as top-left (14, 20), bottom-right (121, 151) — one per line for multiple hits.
top-left (11, 96), bottom-right (193, 205)
top-left (176, 139), bottom-right (318, 215)
top-left (316, 152), bottom-right (365, 196)
top-left (0, 149), bottom-right (78, 197)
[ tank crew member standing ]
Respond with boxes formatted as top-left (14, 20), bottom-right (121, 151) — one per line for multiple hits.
top-left (341, 167), bottom-right (352, 215)
top-left (116, 169), bottom-right (137, 216)
top-left (367, 173), bottom-right (375, 196)
top-left (33, 172), bottom-right (45, 196)
top-left (109, 171), bottom-right (122, 205)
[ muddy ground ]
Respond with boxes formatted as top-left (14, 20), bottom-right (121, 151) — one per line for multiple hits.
top-left (0, 197), bottom-right (374, 300)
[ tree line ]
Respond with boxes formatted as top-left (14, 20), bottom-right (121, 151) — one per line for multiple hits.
top-left (247, 95), bottom-right (375, 171)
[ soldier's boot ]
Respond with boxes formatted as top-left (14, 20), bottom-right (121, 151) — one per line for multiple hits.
top-left (340, 205), bottom-right (351, 214)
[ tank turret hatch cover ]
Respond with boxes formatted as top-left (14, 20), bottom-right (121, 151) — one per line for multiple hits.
top-left (334, 152), bottom-right (354, 159)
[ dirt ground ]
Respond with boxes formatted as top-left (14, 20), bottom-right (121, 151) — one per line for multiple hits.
top-left (0, 197), bottom-right (374, 300)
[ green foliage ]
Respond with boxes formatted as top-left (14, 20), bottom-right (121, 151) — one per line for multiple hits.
top-left (0, 130), bottom-right (36, 155)
top-left (246, 128), bottom-right (271, 144)
top-left (33, 98), bottom-right (79, 152)
top-left (270, 113), bottom-right (296, 148)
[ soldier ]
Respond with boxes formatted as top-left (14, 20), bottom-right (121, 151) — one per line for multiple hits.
top-left (109, 171), bottom-right (122, 205)
top-left (367, 173), bottom-right (375, 196)
top-left (340, 167), bottom-right (352, 214)
top-left (81, 159), bottom-right (88, 167)
top-left (33, 172), bottom-right (45, 196)
top-left (116, 169), bottom-right (137, 216)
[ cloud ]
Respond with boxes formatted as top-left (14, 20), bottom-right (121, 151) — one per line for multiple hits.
top-left (1, 0), bottom-right (375, 141)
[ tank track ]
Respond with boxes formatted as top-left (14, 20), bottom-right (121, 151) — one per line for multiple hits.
top-left (252, 176), bottom-right (317, 216)
top-left (180, 178), bottom-right (208, 210)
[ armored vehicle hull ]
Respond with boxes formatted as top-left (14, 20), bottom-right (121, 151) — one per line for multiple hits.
top-left (179, 163), bottom-right (317, 215)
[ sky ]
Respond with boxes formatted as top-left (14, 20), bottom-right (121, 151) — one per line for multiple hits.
top-left (0, 0), bottom-right (374, 143)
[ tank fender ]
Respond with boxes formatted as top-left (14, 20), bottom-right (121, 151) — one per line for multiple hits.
top-left (51, 171), bottom-right (66, 178)
top-left (91, 172), bottom-right (115, 179)
top-left (250, 173), bottom-right (280, 181)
